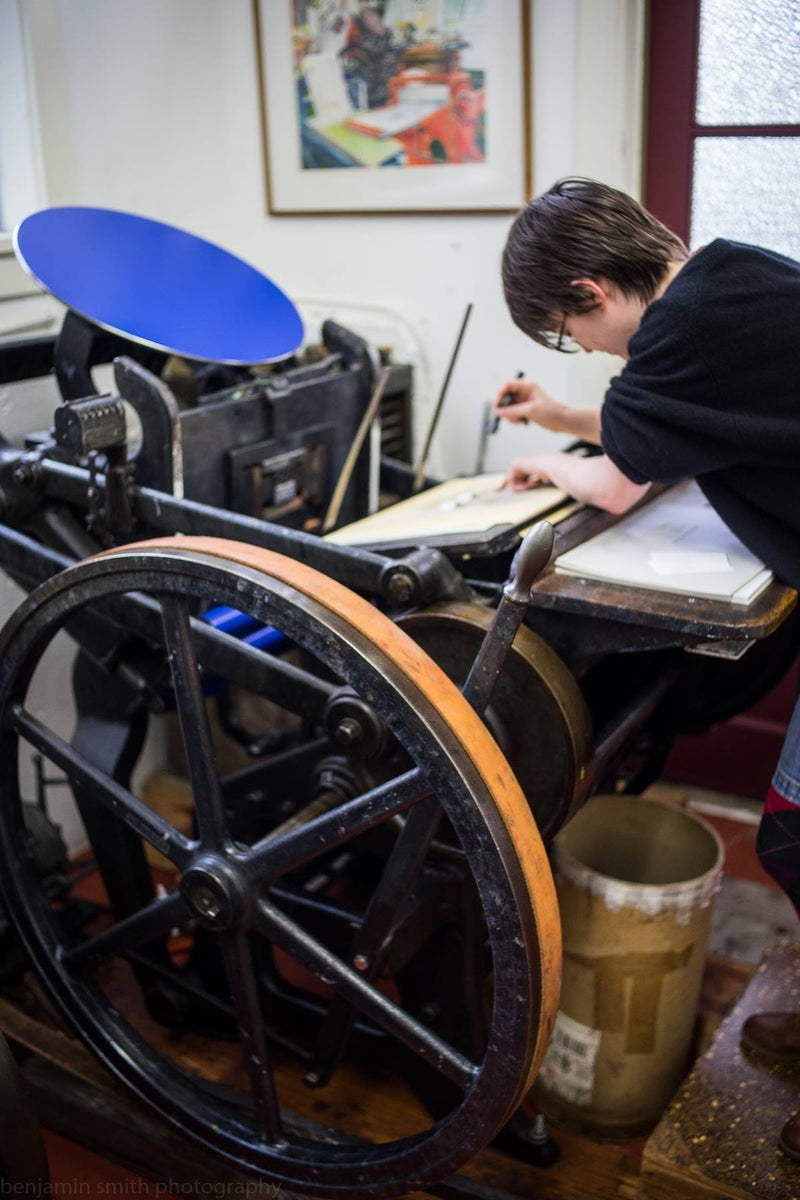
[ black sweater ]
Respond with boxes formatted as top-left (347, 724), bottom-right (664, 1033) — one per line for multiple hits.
top-left (601, 238), bottom-right (800, 588)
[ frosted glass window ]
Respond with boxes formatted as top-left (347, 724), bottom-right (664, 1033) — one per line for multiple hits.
top-left (696, 0), bottom-right (800, 125)
top-left (691, 138), bottom-right (800, 258)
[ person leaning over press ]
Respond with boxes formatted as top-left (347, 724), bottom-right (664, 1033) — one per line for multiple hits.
top-left (492, 177), bottom-right (800, 1160)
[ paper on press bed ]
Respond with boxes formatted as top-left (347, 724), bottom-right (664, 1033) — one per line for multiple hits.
top-left (326, 473), bottom-right (566, 547)
top-left (554, 479), bottom-right (773, 605)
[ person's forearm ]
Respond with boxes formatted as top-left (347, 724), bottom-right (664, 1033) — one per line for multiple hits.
top-left (509, 452), bottom-right (649, 513)
top-left (547, 454), bottom-right (648, 511)
top-left (557, 406), bottom-right (602, 445)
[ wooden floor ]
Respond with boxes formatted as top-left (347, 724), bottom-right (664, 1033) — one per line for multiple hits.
top-left (11, 949), bottom-right (755, 1200)
top-left (643, 939), bottom-right (800, 1200)
top-left (8, 782), bottom-right (800, 1200)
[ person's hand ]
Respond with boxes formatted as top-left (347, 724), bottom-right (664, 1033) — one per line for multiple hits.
top-left (502, 454), bottom-right (554, 492)
top-left (491, 380), bottom-right (567, 432)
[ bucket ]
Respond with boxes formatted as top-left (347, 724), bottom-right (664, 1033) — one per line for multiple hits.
top-left (533, 794), bottom-right (724, 1139)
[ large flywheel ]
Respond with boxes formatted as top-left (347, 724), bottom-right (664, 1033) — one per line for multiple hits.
top-left (0, 537), bottom-right (561, 1197)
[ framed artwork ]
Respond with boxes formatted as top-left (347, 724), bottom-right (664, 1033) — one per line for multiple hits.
top-left (254, 0), bottom-right (532, 215)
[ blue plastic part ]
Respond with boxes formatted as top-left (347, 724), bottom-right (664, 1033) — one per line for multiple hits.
top-left (201, 604), bottom-right (289, 665)
top-left (201, 606), bottom-right (288, 654)
top-left (13, 206), bottom-right (304, 365)
top-left (201, 605), bottom-right (260, 637)
top-left (242, 625), bottom-right (288, 653)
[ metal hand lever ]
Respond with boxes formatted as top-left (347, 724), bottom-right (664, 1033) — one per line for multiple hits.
top-left (461, 520), bottom-right (554, 715)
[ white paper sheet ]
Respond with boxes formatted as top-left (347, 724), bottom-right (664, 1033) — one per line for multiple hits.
top-left (555, 480), bottom-right (773, 605)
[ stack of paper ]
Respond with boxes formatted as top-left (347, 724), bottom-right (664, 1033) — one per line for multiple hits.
top-left (554, 480), bottom-right (773, 605)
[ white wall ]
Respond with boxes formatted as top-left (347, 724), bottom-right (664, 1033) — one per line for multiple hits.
top-left (10, 0), bottom-right (644, 477)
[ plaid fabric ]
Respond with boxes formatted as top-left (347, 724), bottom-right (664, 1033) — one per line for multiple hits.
top-left (757, 785), bottom-right (800, 915)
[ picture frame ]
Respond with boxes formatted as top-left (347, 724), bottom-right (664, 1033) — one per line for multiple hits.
top-left (253, 1), bottom-right (532, 215)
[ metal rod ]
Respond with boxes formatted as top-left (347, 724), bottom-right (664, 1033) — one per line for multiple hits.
top-left (591, 669), bottom-right (680, 783)
top-left (412, 302), bottom-right (473, 493)
top-left (322, 365), bottom-right (392, 533)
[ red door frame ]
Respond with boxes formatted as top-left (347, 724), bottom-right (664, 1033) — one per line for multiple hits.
top-left (644, 0), bottom-right (699, 241)
top-left (644, 0), bottom-right (799, 798)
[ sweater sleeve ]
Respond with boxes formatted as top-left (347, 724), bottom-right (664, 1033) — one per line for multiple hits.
top-left (601, 379), bottom-right (743, 484)
top-left (601, 290), bottom-right (743, 485)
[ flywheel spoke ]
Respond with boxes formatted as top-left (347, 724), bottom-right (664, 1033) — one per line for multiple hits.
top-left (220, 929), bottom-right (283, 1143)
top-left (10, 704), bottom-right (195, 869)
top-left (305, 795), bottom-right (443, 1083)
top-left (253, 897), bottom-right (479, 1090)
top-left (245, 766), bottom-right (431, 882)
top-left (71, 587), bottom-right (335, 724)
top-left (160, 596), bottom-right (229, 849)
top-left (60, 889), bottom-right (189, 969)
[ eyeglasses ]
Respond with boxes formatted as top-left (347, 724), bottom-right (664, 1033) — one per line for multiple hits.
top-left (543, 314), bottom-right (579, 353)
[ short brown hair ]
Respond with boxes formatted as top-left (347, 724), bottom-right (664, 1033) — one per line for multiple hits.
top-left (501, 178), bottom-right (689, 350)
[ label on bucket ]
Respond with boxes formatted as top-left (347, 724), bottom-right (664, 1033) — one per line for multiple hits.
top-left (538, 1010), bottom-right (600, 1107)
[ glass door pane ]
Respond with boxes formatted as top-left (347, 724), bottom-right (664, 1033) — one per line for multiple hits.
top-left (696, 0), bottom-right (800, 125)
top-left (691, 136), bottom-right (800, 257)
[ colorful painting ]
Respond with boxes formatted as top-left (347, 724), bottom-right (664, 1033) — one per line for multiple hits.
top-left (255, 0), bottom-right (530, 213)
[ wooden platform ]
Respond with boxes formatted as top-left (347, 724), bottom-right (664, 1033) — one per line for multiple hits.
top-left (0, 944), bottom-right (775, 1199)
top-left (642, 939), bottom-right (800, 1199)
top-left (0, 982), bottom-right (645, 1200)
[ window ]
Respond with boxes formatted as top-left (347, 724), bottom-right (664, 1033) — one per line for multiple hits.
top-left (0, 1), bottom-right (45, 237)
top-left (645, 0), bottom-right (800, 257)
top-left (0, 2), bottom-right (58, 336)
